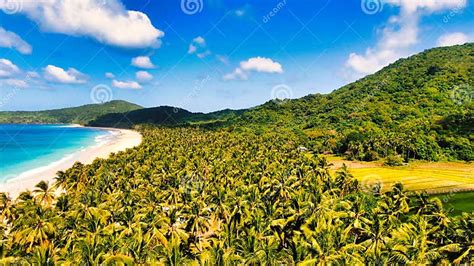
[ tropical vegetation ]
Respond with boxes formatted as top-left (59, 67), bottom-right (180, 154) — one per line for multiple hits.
top-left (0, 127), bottom-right (472, 264)
top-left (0, 100), bottom-right (142, 125)
top-left (232, 44), bottom-right (474, 162)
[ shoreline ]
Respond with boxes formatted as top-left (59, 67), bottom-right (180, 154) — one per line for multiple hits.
top-left (0, 126), bottom-right (142, 199)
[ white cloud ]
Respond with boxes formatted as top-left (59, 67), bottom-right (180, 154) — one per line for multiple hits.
top-left (222, 57), bottom-right (283, 81)
top-left (131, 56), bottom-right (155, 69)
top-left (136, 71), bottom-right (153, 82)
top-left (437, 32), bottom-right (471, 47)
top-left (112, 79), bottom-right (142, 89)
top-left (223, 57), bottom-right (283, 81)
top-left (0, 59), bottom-right (20, 78)
top-left (240, 57), bottom-right (283, 73)
top-left (385, 0), bottom-right (467, 13)
top-left (188, 36), bottom-right (210, 58)
top-left (3, 79), bottom-right (28, 88)
top-left (43, 65), bottom-right (87, 84)
top-left (193, 36), bottom-right (206, 45)
top-left (0, 0), bottom-right (164, 49)
top-left (188, 44), bottom-right (197, 54)
top-left (346, 0), bottom-right (467, 77)
top-left (0, 27), bottom-right (32, 54)
top-left (105, 72), bottom-right (115, 79)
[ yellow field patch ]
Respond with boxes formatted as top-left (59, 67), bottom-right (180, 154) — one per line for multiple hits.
top-left (328, 157), bottom-right (474, 194)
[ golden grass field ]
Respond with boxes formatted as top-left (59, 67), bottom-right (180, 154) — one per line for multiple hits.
top-left (327, 156), bottom-right (474, 194)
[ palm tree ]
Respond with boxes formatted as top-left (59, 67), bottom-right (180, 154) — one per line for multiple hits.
top-left (33, 181), bottom-right (55, 207)
top-left (388, 217), bottom-right (441, 264)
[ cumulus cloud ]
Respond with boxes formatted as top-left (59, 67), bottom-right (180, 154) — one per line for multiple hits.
top-left (0, 27), bottom-right (32, 54)
top-left (346, 0), bottom-right (467, 77)
top-left (131, 56), bottom-right (155, 69)
top-left (223, 57), bottom-right (283, 81)
top-left (0, 59), bottom-right (20, 78)
top-left (136, 71), bottom-right (153, 82)
top-left (240, 57), bottom-right (283, 73)
top-left (0, 0), bottom-right (164, 49)
top-left (385, 0), bottom-right (467, 13)
top-left (43, 65), bottom-right (87, 84)
top-left (112, 79), bottom-right (142, 89)
top-left (188, 36), bottom-right (211, 58)
top-left (437, 32), bottom-right (471, 47)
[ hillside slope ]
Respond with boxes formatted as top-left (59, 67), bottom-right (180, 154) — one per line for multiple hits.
top-left (0, 100), bottom-right (143, 125)
top-left (88, 107), bottom-right (243, 128)
top-left (234, 44), bottom-right (473, 161)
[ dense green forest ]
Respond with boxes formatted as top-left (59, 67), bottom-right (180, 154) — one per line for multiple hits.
top-left (1, 44), bottom-right (472, 162)
top-left (0, 100), bottom-right (142, 125)
top-left (88, 107), bottom-right (243, 129)
top-left (233, 44), bottom-right (473, 162)
top-left (0, 127), bottom-right (472, 264)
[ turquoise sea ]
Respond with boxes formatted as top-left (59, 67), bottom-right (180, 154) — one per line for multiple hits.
top-left (0, 124), bottom-right (109, 182)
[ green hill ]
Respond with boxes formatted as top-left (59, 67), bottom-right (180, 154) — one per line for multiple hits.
top-left (0, 100), bottom-right (143, 125)
top-left (232, 44), bottom-right (474, 161)
top-left (87, 106), bottom-right (243, 128)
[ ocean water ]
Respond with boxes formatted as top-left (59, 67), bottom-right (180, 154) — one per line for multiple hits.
top-left (0, 124), bottom-right (109, 182)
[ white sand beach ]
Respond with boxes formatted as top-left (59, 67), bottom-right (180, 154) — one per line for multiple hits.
top-left (0, 127), bottom-right (142, 199)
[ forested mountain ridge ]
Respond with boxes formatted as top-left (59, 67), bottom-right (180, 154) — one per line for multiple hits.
top-left (234, 44), bottom-right (474, 161)
top-left (0, 100), bottom-right (143, 125)
top-left (0, 100), bottom-right (243, 129)
top-left (87, 106), bottom-right (244, 128)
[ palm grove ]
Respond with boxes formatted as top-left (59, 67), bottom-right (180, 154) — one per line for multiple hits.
top-left (0, 127), bottom-right (472, 264)
top-left (0, 45), bottom-right (472, 264)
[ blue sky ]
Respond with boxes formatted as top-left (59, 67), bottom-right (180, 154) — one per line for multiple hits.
top-left (0, 0), bottom-right (473, 112)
